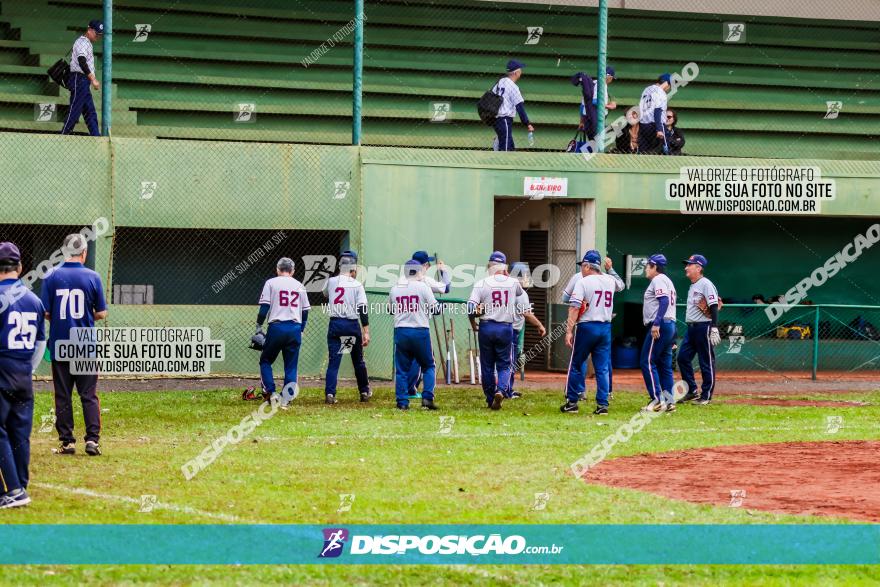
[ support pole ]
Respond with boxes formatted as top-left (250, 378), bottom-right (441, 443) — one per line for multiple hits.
top-left (101, 0), bottom-right (112, 136)
top-left (352, 0), bottom-right (364, 145)
top-left (812, 306), bottom-right (820, 380)
top-left (595, 0), bottom-right (608, 153)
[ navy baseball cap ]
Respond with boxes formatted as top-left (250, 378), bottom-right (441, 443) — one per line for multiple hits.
top-left (506, 59), bottom-right (525, 72)
top-left (683, 254), bottom-right (708, 267)
top-left (340, 249), bottom-right (358, 261)
top-left (0, 242), bottom-right (21, 264)
top-left (659, 73), bottom-right (672, 84)
top-left (489, 251), bottom-right (507, 264)
top-left (411, 251), bottom-right (435, 265)
top-left (606, 66), bottom-right (616, 79)
top-left (580, 249), bottom-right (602, 266)
top-left (89, 19), bottom-right (104, 34)
top-left (404, 259), bottom-right (422, 276)
top-left (648, 253), bottom-right (668, 266)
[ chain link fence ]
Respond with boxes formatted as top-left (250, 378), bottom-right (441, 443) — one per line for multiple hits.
top-left (0, 0), bottom-right (878, 382)
top-left (676, 304), bottom-right (880, 376)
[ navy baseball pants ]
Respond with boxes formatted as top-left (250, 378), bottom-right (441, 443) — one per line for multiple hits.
top-left (260, 321), bottom-right (302, 396)
top-left (677, 322), bottom-right (716, 401)
top-left (478, 320), bottom-right (514, 404)
top-left (61, 72), bottom-right (100, 136)
top-left (325, 317), bottom-right (369, 397)
top-left (0, 388), bottom-right (33, 493)
top-left (640, 321), bottom-right (676, 403)
top-left (566, 321), bottom-right (612, 405)
top-left (393, 327), bottom-right (435, 407)
top-left (493, 116), bottom-right (515, 151)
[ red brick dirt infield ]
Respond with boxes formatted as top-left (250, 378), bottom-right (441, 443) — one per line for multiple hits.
top-left (584, 441), bottom-right (880, 522)
top-left (722, 398), bottom-right (869, 407)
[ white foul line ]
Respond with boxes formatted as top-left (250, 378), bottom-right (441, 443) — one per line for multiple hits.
top-left (32, 482), bottom-right (258, 524)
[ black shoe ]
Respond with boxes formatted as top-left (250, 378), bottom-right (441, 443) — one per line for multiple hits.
top-left (680, 391), bottom-right (699, 403)
top-left (509, 391), bottom-right (522, 399)
top-left (694, 398), bottom-right (711, 406)
top-left (56, 442), bottom-right (75, 455)
top-left (261, 390), bottom-right (272, 404)
top-left (396, 403), bottom-right (409, 411)
top-left (560, 401), bottom-right (579, 413)
top-left (490, 392), bottom-right (503, 411)
top-left (593, 406), bottom-right (608, 415)
top-left (85, 441), bottom-right (101, 456)
top-left (0, 488), bottom-right (30, 509)
top-left (421, 398), bottom-right (438, 410)
top-left (359, 390), bottom-right (372, 403)
top-left (325, 394), bottom-right (338, 405)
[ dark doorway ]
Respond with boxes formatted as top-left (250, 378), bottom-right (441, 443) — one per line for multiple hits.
top-left (520, 230), bottom-right (549, 369)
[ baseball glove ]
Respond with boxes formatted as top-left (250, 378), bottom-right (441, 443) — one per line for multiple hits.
top-left (249, 327), bottom-right (266, 351)
top-left (696, 297), bottom-right (723, 318)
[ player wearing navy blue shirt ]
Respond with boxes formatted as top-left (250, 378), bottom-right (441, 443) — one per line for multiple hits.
top-left (40, 234), bottom-right (107, 456)
top-left (0, 242), bottom-right (46, 508)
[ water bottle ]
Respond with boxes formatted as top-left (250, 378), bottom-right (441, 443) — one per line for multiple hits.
top-left (527, 131), bottom-right (535, 147)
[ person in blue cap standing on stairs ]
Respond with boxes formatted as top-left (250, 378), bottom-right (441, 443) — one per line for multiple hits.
top-left (61, 19), bottom-right (104, 136)
top-left (490, 60), bottom-right (534, 151)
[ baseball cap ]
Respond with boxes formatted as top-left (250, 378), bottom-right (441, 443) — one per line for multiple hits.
top-left (606, 66), bottom-right (616, 79)
top-left (489, 251), bottom-right (507, 264)
top-left (411, 251), bottom-right (435, 265)
top-left (340, 249), bottom-right (358, 261)
top-left (648, 253), bottom-right (668, 266)
top-left (682, 254), bottom-right (708, 267)
top-left (659, 73), bottom-right (672, 84)
top-left (510, 262), bottom-right (532, 287)
top-left (89, 19), bottom-right (104, 34)
top-left (404, 259), bottom-right (422, 276)
top-left (0, 242), bottom-right (21, 264)
top-left (580, 249), bottom-right (602, 266)
top-left (506, 59), bottom-right (525, 72)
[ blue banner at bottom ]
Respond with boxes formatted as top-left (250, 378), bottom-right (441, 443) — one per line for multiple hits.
top-left (0, 525), bottom-right (877, 565)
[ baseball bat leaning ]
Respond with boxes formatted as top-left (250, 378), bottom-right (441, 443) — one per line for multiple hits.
top-left (433, 313), bottom-right (447, 383)
top-left (467, 329), bottom-right (476, 385)
top-left (450, 320), bottom-right (460, 384)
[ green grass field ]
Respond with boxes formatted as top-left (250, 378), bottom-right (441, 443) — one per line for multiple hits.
top-left (3, 384), bottom-right (879, 585)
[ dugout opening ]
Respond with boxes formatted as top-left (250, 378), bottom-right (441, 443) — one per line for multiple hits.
top-left (111, 227), bottom-right (348, 305)
top-left (493, 197), bottom-right (596, 371)
top-left (0, 223), bottom-right (98, 297)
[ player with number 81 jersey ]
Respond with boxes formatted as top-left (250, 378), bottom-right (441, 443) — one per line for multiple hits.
top-left (467, 252), bottom-right (524, 411)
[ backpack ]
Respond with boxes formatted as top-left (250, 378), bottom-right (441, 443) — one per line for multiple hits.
top-left (477, 80), bottom-right (503, 125)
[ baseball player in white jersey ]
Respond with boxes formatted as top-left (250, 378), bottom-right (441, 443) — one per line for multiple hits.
top-left (491, 60), bottom-right (534, 151)
top-left (561, 251), bottom-right (625, 415)
top-left (640, 254), bottom-right (677, 412)
top-left (389, 260), bottom-right (441, 410)
top-left (562, 251), bottom-right (624, 400)
top-left (404, 250), bottom-right (451, 395)
top-left (323, 250), bottom-right (371, 404)
top-left (638, 73), bottom-right (672, 154)
top-left (508, 263), bottom-right (546, 399)
top-left (677, 254), bottom-right (722, 405)
top-left (467, 251), bottom-right (524, 410)
top-left (257, 257), bottom-right (310, 405)
top-left (61, 19), bottom-right (103, 136)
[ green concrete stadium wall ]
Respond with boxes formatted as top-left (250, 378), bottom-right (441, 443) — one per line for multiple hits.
top-left (1, 134), bottom-right (879, 378)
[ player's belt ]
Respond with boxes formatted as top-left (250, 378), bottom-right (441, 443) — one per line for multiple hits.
top-left (686, 321), bottom-right (711, 325)
top-left (644, 318), bottom-right (675, 325)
